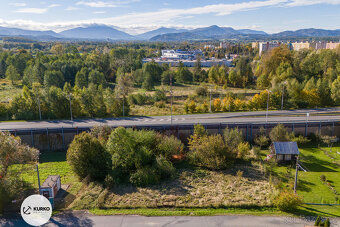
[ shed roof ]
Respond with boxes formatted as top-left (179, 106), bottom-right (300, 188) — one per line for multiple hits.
top-left (42, 175), bottom-right (60, 188)
top-left (272, 142), bottom-right (299, 155)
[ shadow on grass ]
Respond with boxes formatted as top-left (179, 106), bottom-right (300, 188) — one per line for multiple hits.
top-left (297, 179), bottom-right (315, 192)
top-left (295, 205), bottom-right (340, 218)
top-left (40, 151), bottom-right (67, 163)
top-left (300, 154), bottom-right (338, 172)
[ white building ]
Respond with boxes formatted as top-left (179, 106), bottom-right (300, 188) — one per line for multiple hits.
top-left (161, 49), bottom-right (203, 60)
top-left (259, 42), bottom-right (282, 55)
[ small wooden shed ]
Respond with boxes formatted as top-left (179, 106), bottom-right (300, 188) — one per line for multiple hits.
top-left (270, 142), bottom-right (299, 162)
top-left (41, 175), bottom-right (61, 199)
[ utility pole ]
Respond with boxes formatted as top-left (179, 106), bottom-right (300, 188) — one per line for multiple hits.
top-left (281, 85), bottom-right (285, 110)
top-left (123, 98), bottom-right (125, 117)
top-left (281, 81), bottom-right (287, 110)
top-left (209, 85), bottom-right (212, 112)
top-left (294, 155), bottom-right (299, 194)
top-left (266, 89), bottom-right (270, 123)
top-left (36, 164), bottom-right (41, 195)
top-left (37, 97), bottom-right (42, 121)
top-left (170, 73), bottom-right (173, 125)
top-left (68, 93), bottom-right (73, 121)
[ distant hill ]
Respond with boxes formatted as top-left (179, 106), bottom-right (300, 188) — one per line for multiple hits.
top-left (150, 25), bottom-right (268, 41)
top-left (135, 27), bottom-right (188, 40)
top-left (0, 26), bottom-right (61, 38)
top-left (0, 25), bottom-right (339, 42)
top-left (237, 29), bottom-right (267, 35)
top-left (59, 25), bottom-right (135, 40)
top-left (274, 28), bottom-right (340, 37)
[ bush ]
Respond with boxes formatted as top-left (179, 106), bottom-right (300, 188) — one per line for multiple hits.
top-left (106, 127), bottom-right (182, 186)
top-left (153, 89), bottom-right (167, 102)
top-left (274, 191), bottom-right (302, 212)
top-left (188, 100), bottom-right (197, 113)
top-left (224, 127), bottom-right (244, 152)
top-left (292, 135), bottom-right (311, 145)
top-left (237, 142), bottom-right (251, 159)
top-left (128, 93), bottom-right (153, 105)
top-left (155, 101), bottom-right (166, 108)
top-left (320, 174), bottom-right (326, 182)
top-left (90, 125), bottom-right (112, 144)
top-left (195, 86), bottom-right (208, 96)
top-left (156, 135), bottom-right (184, 160)
top-left (270, 124), bottom-right (290, 142)
top-left (155, 155), bottom-right (176, 179)
top-left (67, 132), bottom-right (110, 180)
top-left (188, 134), bottom-right (232, 170)
top-left (129, 167), bottom-right (160, 186)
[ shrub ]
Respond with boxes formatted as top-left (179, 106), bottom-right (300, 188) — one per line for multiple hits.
top-left (188, 134), bottom-right (233, 170)
top-left (195, 86), bottom-right (208, 96)
top-left (224, 127), bottom-right (244, 153)
top-left (90, 125), bottom-right (112, 144)
top-left (320, 174), bottom-right (326, 182)
top-left (292, 135), bottom-right (310, 145)
top-left (213, 98), bottom-right (222, 111)
top-left (270, 124), bottom-right (290, 142)
top-left (67, 132), bottom-right (110, 180)
top-left (274, 191), bottom-right (302, 212)
top-left (155, 155), bottom-right (176, 179)
top-left (129, 167), bottom-right (160, 186)
top-left (188, 100), bottom-right (197, 113)
top-left (128, 93), bottom-right (153, 106)
top-left (106, 127), bottom-right (181, 186)
top-left (155, 101), bottom-right (166, 108)
top-left (156, 135), bottom-right (184, 160)
top-left (153, 89), bottom-right (167, 102)
top-left (188, 124), bottom-right (208, 147)
top-left (237, 142), bottom-right (251, 159)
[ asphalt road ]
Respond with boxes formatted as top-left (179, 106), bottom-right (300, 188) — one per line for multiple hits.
top-left (0, 108), bottom-right (339, 130)
top-left (2, 211), bottom-right (340, 227)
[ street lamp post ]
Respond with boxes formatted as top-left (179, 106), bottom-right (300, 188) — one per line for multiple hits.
top-left (281, 81), bottom-right (287, 110)
top-left (67, 93), bottom-right (73, 121)
top-left (170, 73), bottom-right (173, 125)
top-left (37, 96), bottom-right (42, 121)
top-left (266, 89), bottom-right (271, 123)
top-left (209, 85), bottom-right (212, 112)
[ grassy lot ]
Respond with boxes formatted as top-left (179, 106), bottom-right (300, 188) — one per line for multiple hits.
top-left (8, 145), bottom-right (340, 217)
top-left (298, 146), bottom-right (340, 204)
top-left (261, 144), bottom-right (340, 216)
top-left (70, 162), bottom-right (274, 210)
top-left (0, 79), bottom-right (22, 102)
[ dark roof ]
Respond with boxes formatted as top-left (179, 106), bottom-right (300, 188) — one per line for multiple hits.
top-left (272, 142), bottom-right (299, 155)
top-left (42, 175), bottom-right (60, 188)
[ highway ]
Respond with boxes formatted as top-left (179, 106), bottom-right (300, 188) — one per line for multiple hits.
top-left (0, 108), bottom-right (339, 131)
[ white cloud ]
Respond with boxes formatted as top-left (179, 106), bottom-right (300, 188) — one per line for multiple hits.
top-left (15, 8), bottom-right (48, 14)
top-left (76, 1), bottom-right (118, 8)
top-left (48, 4), bottom-right (61, 8)
top-left (286, 0), bottom-right (340, 6)
top-left (76, 0), bottom-right (139, 8)
top-left (9, 3), bottom-right (27, 7)
top-left (93, 11), bottom-right (106, 14)
top-left (65, 6), bottom-right (80, 11)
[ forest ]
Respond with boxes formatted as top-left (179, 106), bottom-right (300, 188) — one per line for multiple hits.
top-left (0, 42), bottom-right (339, 120)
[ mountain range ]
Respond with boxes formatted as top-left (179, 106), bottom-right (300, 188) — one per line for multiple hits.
top-left (0, 25), bottom-right (339, 42)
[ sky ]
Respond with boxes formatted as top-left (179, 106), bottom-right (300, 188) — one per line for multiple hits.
top-left (0, 0), bottom-right (340, 35)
